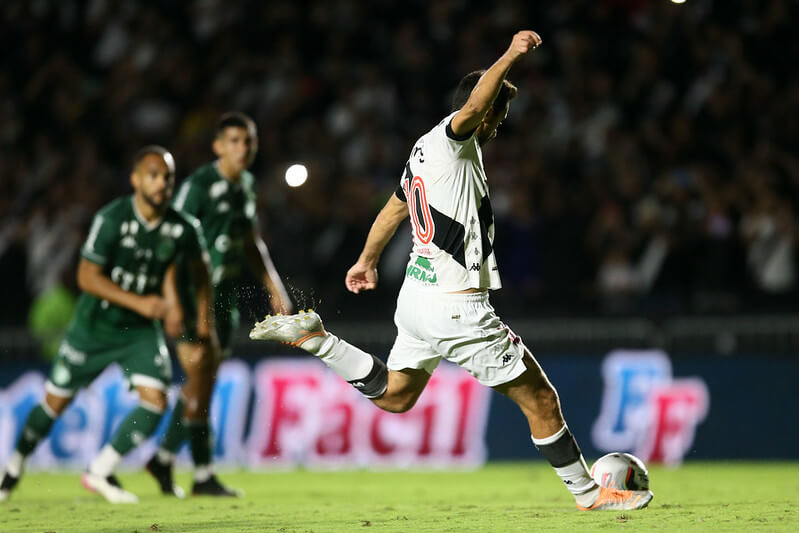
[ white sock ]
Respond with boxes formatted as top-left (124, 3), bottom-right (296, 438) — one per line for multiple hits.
top-left (194, 465), bottom-right (212, 483)
top-left (555, 459), bottom-right (600, 507)
top-left (89, 445), bottom-right (122, 478)
top-left (315, 333), bottom-right (376, 382)
top-left (157, 449), bottom-right (175, 465)
top-left (531, 430), bottom-right (599, 507)
top-left (6, 451), bottom-right (25, 478)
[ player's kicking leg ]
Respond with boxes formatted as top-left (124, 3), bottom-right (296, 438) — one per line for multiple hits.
top-left (250, 311), bottom-right (392, 400)
top-left (147, 341), bottom-right (240, 497)
top-left (82, 385), bottom-right (168, 504)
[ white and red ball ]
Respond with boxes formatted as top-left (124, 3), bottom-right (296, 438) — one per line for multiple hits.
top-left (590, 453), bottom-right (650, 491)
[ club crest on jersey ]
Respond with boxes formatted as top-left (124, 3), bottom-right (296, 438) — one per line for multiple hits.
top-left (406, 256), bottom-right (438, 285)
top-left (210, 180), bottom-right (229, 198)
top-left (592, 350), bottom-right (709, 465)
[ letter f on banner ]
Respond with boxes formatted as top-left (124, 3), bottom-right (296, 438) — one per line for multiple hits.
top-left (635, 378), bottom-right (710, 466)
top-left (592, 350), bottom-right (672, 451)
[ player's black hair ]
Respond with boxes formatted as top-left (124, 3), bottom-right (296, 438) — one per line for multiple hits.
top-left (451, 70), bottom-right (518, 113)
top-left (132, 145), bottom-right (176, 178)
top-left (216, 111), bottom-right (257, 138)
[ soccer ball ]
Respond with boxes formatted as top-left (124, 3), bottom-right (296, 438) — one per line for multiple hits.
top-left (590, 453), bottom-right (650, 490)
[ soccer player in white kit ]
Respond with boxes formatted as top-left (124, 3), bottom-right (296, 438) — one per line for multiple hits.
top-left (251, 30), bottom-right (653, 511)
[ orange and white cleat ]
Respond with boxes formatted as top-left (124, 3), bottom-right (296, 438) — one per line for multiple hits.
top-left (249, 310), bottom-right (327, 352)
top-left (577, 486), bottom-right (653, 511)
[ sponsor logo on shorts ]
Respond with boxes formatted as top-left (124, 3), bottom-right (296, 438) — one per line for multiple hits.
top-left (58, 342), bottom-right (86, 365)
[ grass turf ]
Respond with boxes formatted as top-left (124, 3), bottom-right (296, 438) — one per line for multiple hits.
top-left (1, 462), bottom-right (796, 532)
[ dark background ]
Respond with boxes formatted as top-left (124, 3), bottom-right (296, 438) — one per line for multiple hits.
top-left (1, 0), bottom-right (798, 363)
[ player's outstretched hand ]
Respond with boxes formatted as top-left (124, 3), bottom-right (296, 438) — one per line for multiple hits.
top-left (139, 294), bottom-right (170, 320)
top-left (504, 30), bottom-right (542, 63)
top-left (345, 262), bottom-right (378, 294)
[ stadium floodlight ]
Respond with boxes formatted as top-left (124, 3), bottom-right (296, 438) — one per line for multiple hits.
top-left (285, 163), bottom-right (308, 187)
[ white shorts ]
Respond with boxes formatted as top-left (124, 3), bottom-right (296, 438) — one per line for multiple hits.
top-left (387, 283), bottom-right (528, 387)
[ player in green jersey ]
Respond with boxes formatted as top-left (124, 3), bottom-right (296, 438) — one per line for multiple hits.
top-left (146, 112), bottom-right (292, 497)
top-left (0, 146), bottom-right (215, 504)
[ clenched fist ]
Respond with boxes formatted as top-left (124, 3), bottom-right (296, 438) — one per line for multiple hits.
top-left (138, 294), bottom-right (170, 320)
top-left (504, 30), bottom-right (542, 63)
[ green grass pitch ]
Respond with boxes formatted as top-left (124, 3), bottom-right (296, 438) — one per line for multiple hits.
top-left (2, 462), bottom-right (797, 532)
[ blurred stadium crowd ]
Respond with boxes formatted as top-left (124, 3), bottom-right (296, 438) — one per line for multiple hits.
top-left (1, 0), bottom-right (797, 332)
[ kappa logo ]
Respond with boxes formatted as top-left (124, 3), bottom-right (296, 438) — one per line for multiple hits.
top-left (592, 350), bottom-right (709, 466)
top-left (469, 263), bottom-right (481, 271)
top-left (501, 354), bottom-right (513, 365)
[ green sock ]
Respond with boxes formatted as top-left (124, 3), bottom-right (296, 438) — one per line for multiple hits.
top-left (16, 404), bottom-right (56, 456)
top-left (188, 421), bottom-right (212, 467)
top-left (159, 396), bottom-right (187, 454)
top-left (109, 405), bottom-right (163, 455)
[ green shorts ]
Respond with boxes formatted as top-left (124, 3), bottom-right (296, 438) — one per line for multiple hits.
top-left (46, 326), bottom-right (172, 398)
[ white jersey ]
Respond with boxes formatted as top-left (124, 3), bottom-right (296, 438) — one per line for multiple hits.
top-left (396, 111), bottom-right (501, 292)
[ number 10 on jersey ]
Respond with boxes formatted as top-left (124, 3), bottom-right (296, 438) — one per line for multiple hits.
top-left (404, 174), bottom-right (435, 244)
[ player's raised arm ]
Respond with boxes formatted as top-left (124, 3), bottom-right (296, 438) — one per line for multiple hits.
top-left (449, 30), bottom-right (541, 137)
top-left (77, 259), bottom-right (169, 320)
top-left (346, 192), bottom-right (409, 294)
top-left (245, 228), bottom-right (293, 314)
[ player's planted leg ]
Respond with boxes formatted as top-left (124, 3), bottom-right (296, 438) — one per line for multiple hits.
top-left (84, 386), bottom-right (168, 504)
top-left (188, 419), bottom-right (242, 497)
top-left (495, 354), bottom-right (653, 511)
top-left (148, 341), bottom-right (240, 497)
top-left (146, 394), bottom-right (186, 498)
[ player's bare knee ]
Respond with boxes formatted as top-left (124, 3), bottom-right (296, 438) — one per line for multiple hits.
top-left (137, 386), bottom-right (167, 412)
top-left (44, 392), bottom-right (73, 415)
top-left (177, 342), bottom-right (215, 373)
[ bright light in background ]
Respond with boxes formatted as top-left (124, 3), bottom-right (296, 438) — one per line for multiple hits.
top-left (285, 164), bottom-right (308, 187)
top-left (671, 0), bottom-right (686, 4)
